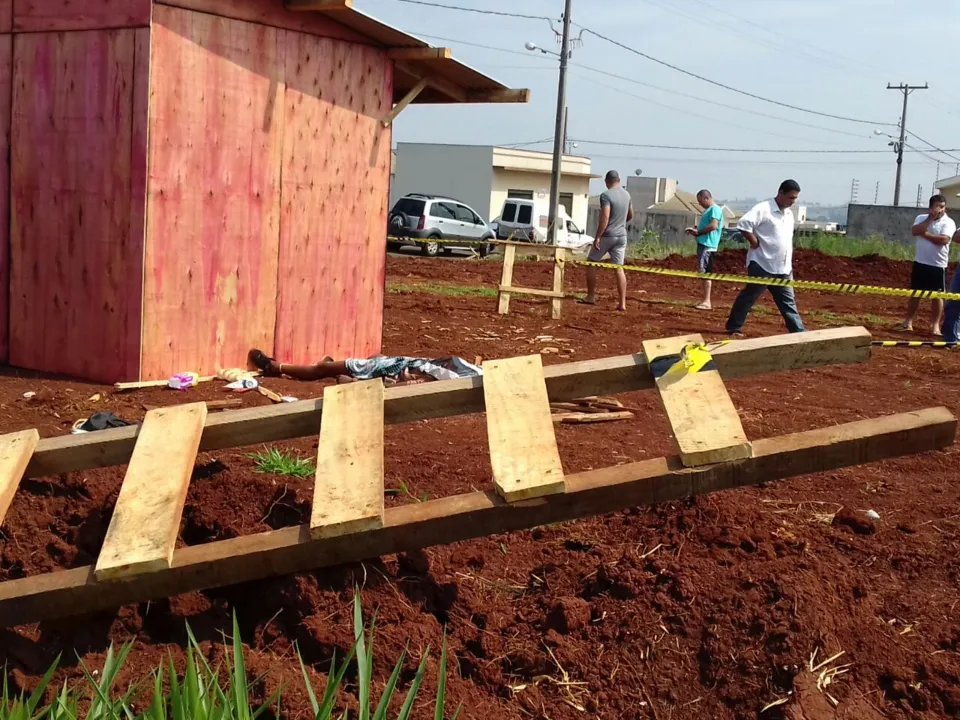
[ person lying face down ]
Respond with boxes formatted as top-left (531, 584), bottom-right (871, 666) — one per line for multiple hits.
top-left (248, 349), bottom-right (482, 386)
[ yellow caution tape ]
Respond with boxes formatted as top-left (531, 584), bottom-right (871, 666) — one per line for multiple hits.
top-left (651, 341), bottom-right (729, 380)
top-left (872, 340), bottom-right (959, 347)
top-left (573, 259), bottom-right (960, 302)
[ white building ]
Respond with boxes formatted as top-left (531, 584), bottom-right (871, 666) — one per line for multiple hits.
top-left (389, 143), bottom-right (596, 228)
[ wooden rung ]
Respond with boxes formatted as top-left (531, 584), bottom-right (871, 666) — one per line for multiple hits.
top-left (311, 380), bottom-right (385, 539)
top-left (497, 243), bottom-right (517, 315)
top-left (483, 355), bottom-right (565, 501)
top-left (95, 403), bottom-right (207, 581)
top-left (642, 334), bottom-right (752, 467)
top-left (0, 430), bottom-right (40, 527)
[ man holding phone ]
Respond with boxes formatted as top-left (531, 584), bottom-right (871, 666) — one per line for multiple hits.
top-left (897, 194), bottom-right (956, 335)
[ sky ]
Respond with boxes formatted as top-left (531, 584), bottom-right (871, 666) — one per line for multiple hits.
top-left (358, 0), bottom-right (960, 206)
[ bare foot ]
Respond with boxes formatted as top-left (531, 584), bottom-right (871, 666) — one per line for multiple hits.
top-left (616, 305), bottom-right (627, 312)
top-left (932, 327), bottom-right (942, 337)
top-left (695, 302), bottom-right (712, 310)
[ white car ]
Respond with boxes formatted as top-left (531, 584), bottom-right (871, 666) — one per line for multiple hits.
top-left (495, 196), bottom-right (591, 248)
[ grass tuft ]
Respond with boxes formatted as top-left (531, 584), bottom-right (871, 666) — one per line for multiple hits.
top-left (247, 448), bottom-right (315, 478)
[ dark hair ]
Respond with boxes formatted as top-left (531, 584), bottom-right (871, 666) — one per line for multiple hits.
top-left (930, 194), bottom-right (947, 207)
top-left (605, 170), bottom-right (621, 184)
top-left (778, 179), bottom-right (801, 194)
top-left (696, 189), bottom-right (712, 199)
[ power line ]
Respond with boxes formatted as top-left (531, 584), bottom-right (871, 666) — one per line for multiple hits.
top-left (569, 64), bottom-right (870, 140)
top-left (586, 153), bottom-right (934, 167)
top-left (577, 25), bottom-right (894, 127)
top-left (410, 30), bottom-right (875, 143)
top-left (385, 0), bottom-right (551, 21)
top-left (568, 140), bottom-right (951, 154)
top-left (906, 130), bottom-right (960, 164)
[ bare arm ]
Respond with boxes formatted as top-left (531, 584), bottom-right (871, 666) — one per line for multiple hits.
top-left (739, 230), bottom-right (760, 249)
top-left (911, 218), bottom-right (933, 237)
top-left (626, 203), bottom-right (635, 222)
top-left (696, 219), bottom-right (719, 237)
top-left (594, 205), bottom-right (610, 247)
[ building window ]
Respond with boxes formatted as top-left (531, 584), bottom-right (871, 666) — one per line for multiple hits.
top-left (507, 189), bottom-right (534, 200)
top-left (559, 193), bottom-right (573, 217)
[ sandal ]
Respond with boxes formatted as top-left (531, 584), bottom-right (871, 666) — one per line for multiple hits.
top-left (247, 348), bottom-right (279, 376)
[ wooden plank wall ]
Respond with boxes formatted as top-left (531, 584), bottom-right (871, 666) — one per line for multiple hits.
top-left (9, 29), bottom-right (147, 383)
top-left (12, 0), bottom-right (152, 32)
top-left (0, 1), bottom-right (11, 32)
top-left (141, 5), bottom-right (285, 379)
top-left (155, 0), bottom-right (369, 44)
top-left (0, 32), bottom-right (10, 363)
top-left (274, 31), bottom-right (392, 363)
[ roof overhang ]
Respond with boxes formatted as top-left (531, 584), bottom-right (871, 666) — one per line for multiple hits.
top-left (284, 0), bottom-right (530, 106)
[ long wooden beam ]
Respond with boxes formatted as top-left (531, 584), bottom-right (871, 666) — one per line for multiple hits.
top-left (23, 328), bottom-right (872, 479)
top-left (1, 407), bottom-right (952, 626)
top-left (284, 0), bottom-right (353, 10)
top-left (467, 88), bottom-right (531, 104)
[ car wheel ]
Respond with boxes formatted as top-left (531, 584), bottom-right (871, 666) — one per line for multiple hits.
top-left (387, 241), bottom-right (401, 252)
top-left (421, 238), bottom-right (440, 257)
top-left (479, 239), bottom-right (494, 258)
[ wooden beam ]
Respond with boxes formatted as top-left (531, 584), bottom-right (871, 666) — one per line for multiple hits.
top-left (498, 285), bottom-right (565, 299)
top-left (388, 47), bottom-right (452, 60)
top-left (484, 356), bottom-right (565, 501)
top-left (23, 328), bottom-right (875, 479)
top-left (0, 430), bottom-right (40, 527)
top-left (1, 407), bottom-right (952, 626)
top-left (498, 243), bottom-right (517, 314)
top-left (311, 381), bottom-right (384, 539)
top-left (94, 404), bottom-right (207, 581)
top-left (467, 88), bottom-right (531, 104)
top-left (382, 77), bottom-right (428, 127)
top-left (284, 0), bottom-right (353, 10)
top-left (642, 335), bottom-right (752, 467)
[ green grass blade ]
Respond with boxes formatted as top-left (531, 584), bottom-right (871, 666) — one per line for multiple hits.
top-left (296, 647), bottom-right (321, 718)
top-left (230, 612), bottom-right (250, 720)
top-left (434, 634), bottom-right (448, 720)
top-left (371, 650), bottom-right (405, 720)
top-left (26, 654), bottom-right (60, 715)
top-left (395, 651), bottom-right (429, 720)
top-left (317, 644), bottom-right (358, 719)
top-left (167, 654), bottom-right (184, 720)
top-left (353, 593), bottom-right (370, 720)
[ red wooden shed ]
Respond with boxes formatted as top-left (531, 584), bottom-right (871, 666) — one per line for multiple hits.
top-left (0, 0), bottom-right (528, 383)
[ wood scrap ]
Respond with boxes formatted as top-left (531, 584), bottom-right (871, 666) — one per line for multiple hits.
top-left (257, 385), bottom-right (283, 403)
top-left (114, 375), bottom-right (217, 392)
top-left (553, 411), bottom-right (634, 424)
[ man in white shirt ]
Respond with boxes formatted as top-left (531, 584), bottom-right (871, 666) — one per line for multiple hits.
top-left (897, 194), bottom-right (956, 335)
top-left (726, 179), bottom-right (805, 335)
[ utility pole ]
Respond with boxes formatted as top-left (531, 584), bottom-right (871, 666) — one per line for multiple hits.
top-left (850, 178), bottom-right (859, 204)
top-left (916, 184), bottom-right (923, 207)
top-left (887, 83), bottom-right (928, 206)
top-left (874, 181), bottom-right (879, 204)
top-left (547, 0), bottom-right (572, 244)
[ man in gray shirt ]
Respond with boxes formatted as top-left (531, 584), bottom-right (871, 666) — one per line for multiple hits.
top-left (582, 170), bottom-right (633, 310)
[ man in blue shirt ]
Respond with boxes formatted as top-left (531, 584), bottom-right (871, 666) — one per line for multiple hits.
top-left (685, 189), bottom-right (725, 310)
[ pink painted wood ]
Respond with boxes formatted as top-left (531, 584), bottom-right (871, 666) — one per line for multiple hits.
top-left (9, 30), bottom-right (144, 383)
top-left (0, 1), bottom-right (11, 33)
top-left (0, 34), bottom-right (10, 363)
top-left (273, 31), bottom-right (392, 365)
top-left (141, 6), bottom-right (284, 379)
top-left (155, 0), bottom-right (369, 44)
top-left (13, 0), bottom-right (151, 31)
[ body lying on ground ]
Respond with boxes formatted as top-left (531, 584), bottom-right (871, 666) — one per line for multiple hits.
top-left (248, 349), bottom-right (482, 385)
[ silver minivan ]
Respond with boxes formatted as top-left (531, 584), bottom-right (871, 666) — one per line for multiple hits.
top-left (387, 194), bottom-right (495, 257)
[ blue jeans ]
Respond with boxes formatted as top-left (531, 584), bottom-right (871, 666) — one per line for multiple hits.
top-left (942, 267), bottom-right (960, 342)
top-left (726, 262), bottom-right (806, 334)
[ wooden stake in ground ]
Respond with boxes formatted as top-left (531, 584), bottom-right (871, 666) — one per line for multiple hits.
top-left (0, 430), bottom-right (40, 527)
top-left (642, 334), bottom-right (752, 467)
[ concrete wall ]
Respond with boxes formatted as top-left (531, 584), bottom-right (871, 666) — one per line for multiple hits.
top-left (490, 169), bottom-right (590, 228)
top-left (625, 176), bottom-right (677, 211)
top-left (390, 143), bottom-right (494, 219)
top-left (846, 203), bottom-right (960, 245)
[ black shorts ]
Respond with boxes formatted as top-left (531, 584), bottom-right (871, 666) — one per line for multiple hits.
top-left (911, 261), bottom-right (946, 292)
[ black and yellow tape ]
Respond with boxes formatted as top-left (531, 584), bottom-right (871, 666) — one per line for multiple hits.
top-left (574, 259), bottom-right (960, 302)
top-left (872, 340), bottom-right (959, 348)
top-left (649, 341), bottom-right (728, 380)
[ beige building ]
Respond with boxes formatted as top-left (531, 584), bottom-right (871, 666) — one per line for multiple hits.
top-left (935, 174), bottom-right (960, 201)
top-left (588, 176), bottom-right (738, 245)
top-left (389, 143), bottom-right (596, 228)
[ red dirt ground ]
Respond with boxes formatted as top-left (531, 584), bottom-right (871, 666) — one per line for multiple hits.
top-left (2, 249), bottom-right (959, 719)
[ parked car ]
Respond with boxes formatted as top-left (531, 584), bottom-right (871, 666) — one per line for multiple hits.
top-left (387, 194), bottom-right (495, 257)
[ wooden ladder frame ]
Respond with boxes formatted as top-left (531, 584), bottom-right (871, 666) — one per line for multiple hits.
top-left (0, 327), bottom-right (954, 626)
top-left (496, 241), bottom-right (570, 320)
